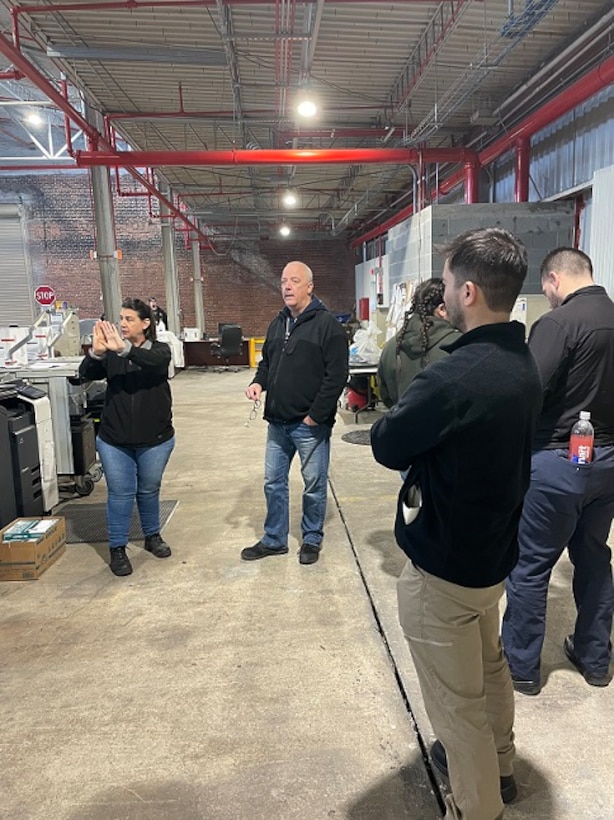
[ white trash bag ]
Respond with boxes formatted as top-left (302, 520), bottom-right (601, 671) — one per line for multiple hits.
top-left (349, 322), bottom-right (382, 364)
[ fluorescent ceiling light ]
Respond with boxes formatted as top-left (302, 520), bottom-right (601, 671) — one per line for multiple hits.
top-left (279, 225), bottom-right (291, 237)
top-left (46, 44), bottom-right (227, 67)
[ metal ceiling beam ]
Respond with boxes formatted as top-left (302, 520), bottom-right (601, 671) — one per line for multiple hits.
top-left (14, 0), bottom-right (439, 12)
top-left (0, 31), bottom-right (211, 244)
top-left (75, 147), bottom-right (480, 167)
top-left (46, 45), bottom-right (227, 66)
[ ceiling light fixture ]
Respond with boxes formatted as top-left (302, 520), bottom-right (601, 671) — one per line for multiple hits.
top-left (25, 111), bottom-right (43, 127)
top-left (282, 190), bottom-right (298, 207)
top-left (296, 98), bottom-right (317, 118)
top-left (279, 225), bottom-right (291, 237)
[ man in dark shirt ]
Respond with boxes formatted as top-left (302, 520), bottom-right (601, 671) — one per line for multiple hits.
top-left (503, 248), bottom-right (614, 695)
top-left (242, 261), bottom-right (348, 565)
top-left (371, 228), bottom-right (542, 820)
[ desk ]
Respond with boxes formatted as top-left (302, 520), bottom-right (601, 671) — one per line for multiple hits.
top-left (348, 363), bottom-right (379, 422)
top-left (183, 339), bottom-right (249, 368)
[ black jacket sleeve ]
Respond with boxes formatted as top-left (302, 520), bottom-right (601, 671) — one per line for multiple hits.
top-left (371, 367), bottom-right (456, 471)
top-left (79, 352), bottom-right (107, 381)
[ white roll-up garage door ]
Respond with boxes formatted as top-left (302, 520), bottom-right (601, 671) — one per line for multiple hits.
top-left (0, 203), bottom-right (35, 326)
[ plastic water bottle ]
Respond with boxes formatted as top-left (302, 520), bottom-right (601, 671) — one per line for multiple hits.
top-left (569, 410), bottom-right (594, 464)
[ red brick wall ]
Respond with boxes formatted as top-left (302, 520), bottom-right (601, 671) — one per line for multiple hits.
top-left (0, 172), bottom-right (357, 337)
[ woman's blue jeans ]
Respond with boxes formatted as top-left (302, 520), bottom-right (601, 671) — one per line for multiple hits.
top-left (97, 436), bottom-right (175, 548)
top-left (262, 421), bottom-right (331, 549)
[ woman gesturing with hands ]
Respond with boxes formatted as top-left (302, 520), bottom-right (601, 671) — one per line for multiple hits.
top-left (79, 298), bottom-right (175, 576)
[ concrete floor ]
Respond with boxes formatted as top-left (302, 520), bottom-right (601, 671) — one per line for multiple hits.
top-left (1, 368), bottom-right (613, 819)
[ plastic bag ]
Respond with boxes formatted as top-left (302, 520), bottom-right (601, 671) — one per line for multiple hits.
top-left (349, 322), bottom-right (382, 364)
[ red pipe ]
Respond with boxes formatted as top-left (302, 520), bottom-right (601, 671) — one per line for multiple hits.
top-left (0, 69), bottom-right (23, 80)
top-left (464, 158), bottom-right (480, 204)
top-left (514, 136), bottom-right (530, 202)
top-left (75, 147), bottom-right (480, 168)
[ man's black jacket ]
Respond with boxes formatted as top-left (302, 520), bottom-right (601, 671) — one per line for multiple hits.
top-left (371, 322), bottom-right (542, 588)
top-left (529, 285), bottom-right (614, 448)
top-left (252, 298), bottom-right (348, 427)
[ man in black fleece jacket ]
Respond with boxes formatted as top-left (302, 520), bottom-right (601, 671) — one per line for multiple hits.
top-left (371, 228), bottom-right (542, 820)
top-left (242, 261), bottom-right (348, 565)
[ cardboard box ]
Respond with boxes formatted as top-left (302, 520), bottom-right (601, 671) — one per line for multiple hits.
top-left (0, 517), bottom-right (66, 581)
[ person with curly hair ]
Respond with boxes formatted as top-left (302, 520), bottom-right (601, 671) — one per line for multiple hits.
top-left (377, 278), bottom-right (460, 408)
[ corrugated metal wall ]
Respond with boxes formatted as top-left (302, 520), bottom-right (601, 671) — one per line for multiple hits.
top-left (493, 84), bottom-right (614, 211)
top-left (0, 204), bottom-right (35, 326)
top-left (589, 165), bottom-right (614, 295)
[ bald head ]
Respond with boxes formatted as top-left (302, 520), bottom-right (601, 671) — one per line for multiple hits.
top-left (281, 261), bottom-right (315, 317)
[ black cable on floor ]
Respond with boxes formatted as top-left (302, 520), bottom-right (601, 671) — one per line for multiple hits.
top-left (328, 475), bottom-right (447, 817)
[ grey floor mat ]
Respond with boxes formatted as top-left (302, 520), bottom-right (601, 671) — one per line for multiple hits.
top-left (59, 500), bottom-right (178, 544)
top-left (341, 430), bottom-right (372, 446)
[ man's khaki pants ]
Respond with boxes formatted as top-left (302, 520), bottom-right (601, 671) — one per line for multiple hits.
top-left (398, 560), bottom-right (514, 820)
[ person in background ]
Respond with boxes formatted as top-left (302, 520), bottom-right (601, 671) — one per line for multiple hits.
top-left (503, 248), bottom-right (614, 695)
top-left (148, 296), bottom-right (168, 331)
top-left (371, 228), bottom-right (542, 820)
top-left (79, 298), bottom-right (175, 577)
top-left (377, 277), bottom-right (460, 408)
top-left (242, 261), bottom-right (348, 565)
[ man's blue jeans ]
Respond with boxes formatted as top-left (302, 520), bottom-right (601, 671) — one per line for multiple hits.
top-left (503, 446), bottom-right (614, 681)
top-left (97, 436), bottom-right (175, 548)
top-left (262, 421), bottom-right (331, 550)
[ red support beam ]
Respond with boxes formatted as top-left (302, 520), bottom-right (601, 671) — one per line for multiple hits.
top-left (514, 136), bottom-right (530, 203)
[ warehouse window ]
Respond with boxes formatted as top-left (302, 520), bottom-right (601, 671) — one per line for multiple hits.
top-left (0, 203), bottom-right (35, 326)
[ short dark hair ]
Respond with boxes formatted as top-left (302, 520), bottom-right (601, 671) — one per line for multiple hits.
top-left (540, 247), bottom-right (593, 280)
top-left (444, 227), bottom-right (528, 312)
top-left (122, 297), bottom-right (156, 341)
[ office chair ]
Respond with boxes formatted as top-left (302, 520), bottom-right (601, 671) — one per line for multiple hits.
top-left (210, 324), bottom-right (243, 372)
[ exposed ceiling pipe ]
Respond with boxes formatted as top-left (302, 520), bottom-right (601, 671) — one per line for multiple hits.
top-left (439, 53), bottom-right (614, 198)
top-left (13, 0), bottom-right (438, 13)
top-left (280, 128), bottom-right (391, 140)
top-left (0, 31), bottom-right (211, 245)
top-left (74, 147), bottom-right (480, 167)
top-left (350, 53), bottom-right (614, 248)
top-left (0, 69), bottom-right (24, 81)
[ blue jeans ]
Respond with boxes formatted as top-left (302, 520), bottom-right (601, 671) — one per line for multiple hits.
top-left (262, 421), bottom-right (331, 550)
top-left (502, 446), bottom-right (614, 681)
top-left (97, 436), bottom-right (175, 548)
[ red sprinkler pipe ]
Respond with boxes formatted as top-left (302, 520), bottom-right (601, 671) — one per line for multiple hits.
top-left (75, 147), bottom-right (480, 168)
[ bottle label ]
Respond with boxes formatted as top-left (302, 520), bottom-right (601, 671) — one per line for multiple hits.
top-left (569, 434), bottom-right (593, 464)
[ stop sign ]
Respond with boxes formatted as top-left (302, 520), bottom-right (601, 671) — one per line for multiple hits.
top-left (34, 285), bottom-right (56, 307)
